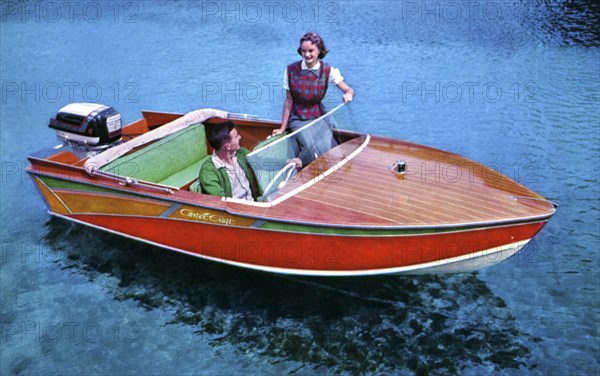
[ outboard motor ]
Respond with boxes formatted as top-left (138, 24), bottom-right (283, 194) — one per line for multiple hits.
top-left (49, 103), bottom-right (122, 150)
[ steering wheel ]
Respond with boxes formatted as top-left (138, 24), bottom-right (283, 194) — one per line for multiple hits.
top-left (260, 162), bottom-right (297, 202)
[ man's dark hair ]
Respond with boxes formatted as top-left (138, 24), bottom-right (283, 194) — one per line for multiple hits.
top-left (207, 121), bottom-right (235, 151)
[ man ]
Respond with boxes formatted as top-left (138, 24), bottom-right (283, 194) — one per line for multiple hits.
top-left (199, 121), bottom-right (260, 201)
top-left (199, 122), bottom-right (302, 201)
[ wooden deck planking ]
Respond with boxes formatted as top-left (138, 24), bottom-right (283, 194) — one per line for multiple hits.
top-left (292, 178), bottom-right (502, 225)
top-left (257, 136), bottom-right (554, 227)
top-left (294, 158), bottom-right (518, 221)
top-left (296, 183), bottom-right (497, 225)
top-left (333, 158), bottom-right (539, 221)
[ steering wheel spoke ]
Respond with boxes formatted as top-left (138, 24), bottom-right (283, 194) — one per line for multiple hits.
top-left (260, 162), bottom-right (297, 202)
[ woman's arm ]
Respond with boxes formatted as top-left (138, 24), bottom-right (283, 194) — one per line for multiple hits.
top-left (337, 81), bottom-right (354, 103)
top-left (273, 90), bottom-right (293, 136)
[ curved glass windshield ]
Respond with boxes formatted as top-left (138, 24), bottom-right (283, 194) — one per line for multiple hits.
top-left (246, 103), bottom-right (367, 203)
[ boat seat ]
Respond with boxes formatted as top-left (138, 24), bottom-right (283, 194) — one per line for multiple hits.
top-left (187, 155), bottom-right (213, 193)
top-left (251, 132), bottom-right (287, 151)
top-left (160, 154), bottom-right (212, 188)
top-left (101, 122), bottom-right (208, 188)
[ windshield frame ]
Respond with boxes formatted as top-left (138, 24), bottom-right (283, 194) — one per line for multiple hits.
top-left (226, 103), bottom-right (371, 207)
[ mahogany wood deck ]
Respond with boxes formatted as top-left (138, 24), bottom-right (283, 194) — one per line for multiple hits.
top-left (227, 135), bottom-right (555, 228)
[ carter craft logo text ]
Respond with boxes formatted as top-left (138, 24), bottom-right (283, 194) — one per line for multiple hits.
top-left (179, 209), bottom-right (235, 225)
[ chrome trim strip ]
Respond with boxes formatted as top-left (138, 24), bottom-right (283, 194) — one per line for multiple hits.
top-left (160, 204), bottom-right (182, 218)
top-left (250, 220), bottom-right (266, 228)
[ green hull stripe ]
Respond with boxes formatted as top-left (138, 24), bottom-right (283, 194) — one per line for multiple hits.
top-left (38, 175), bottom-right (125, 194)
top-left (258, 221), bottom-right (463, 236)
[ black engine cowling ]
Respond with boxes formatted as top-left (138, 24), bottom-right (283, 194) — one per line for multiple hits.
top-left (49, 103), bottom-right (121, 147)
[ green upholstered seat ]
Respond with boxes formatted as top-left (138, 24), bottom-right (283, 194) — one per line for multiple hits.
top-left (188, 179), bottom-right (201, 193)
top-left (251, 133), bottom-right (287, 152)
top-left (186, 155), bottom-right (213, 193)
top-left (101, 123), bottom-right (207, 188)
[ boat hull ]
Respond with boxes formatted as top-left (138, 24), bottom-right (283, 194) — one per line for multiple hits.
top-left (47, 209), bottom-right (545, 276)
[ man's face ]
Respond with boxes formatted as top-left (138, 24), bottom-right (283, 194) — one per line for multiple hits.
top-left (225, 128), bottom-right (241, 152)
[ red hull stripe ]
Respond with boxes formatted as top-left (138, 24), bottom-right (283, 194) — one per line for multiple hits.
top-left (70, 214), bottom-right (546, 272)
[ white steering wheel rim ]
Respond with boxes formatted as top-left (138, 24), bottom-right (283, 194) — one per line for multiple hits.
top-left (260, 162), bottom-right (297, 202)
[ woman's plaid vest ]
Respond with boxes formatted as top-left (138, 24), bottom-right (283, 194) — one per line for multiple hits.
top-left (287, 60), bottom-right (331, 121)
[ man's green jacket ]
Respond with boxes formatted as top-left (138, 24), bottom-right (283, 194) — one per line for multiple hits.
top-left (198, 147), bottom-right (260, 200)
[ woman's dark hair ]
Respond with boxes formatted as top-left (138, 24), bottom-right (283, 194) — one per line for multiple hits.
top-left (297, 32), bottom-right (328, 59)
top-left (207, 121), bottom-right (235, 151)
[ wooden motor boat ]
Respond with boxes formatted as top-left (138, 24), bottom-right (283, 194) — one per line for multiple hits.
top-left (27, 103), bottom-right (556, 276)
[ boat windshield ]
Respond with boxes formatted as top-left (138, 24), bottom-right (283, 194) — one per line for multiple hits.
top-left (244, 103), bottom-right (368, 204)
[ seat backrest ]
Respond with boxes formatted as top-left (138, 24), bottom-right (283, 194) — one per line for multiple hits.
top-left (101, 123), bottom-right (207, 183)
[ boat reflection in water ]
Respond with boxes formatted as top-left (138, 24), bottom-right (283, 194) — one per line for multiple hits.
top-left (27, 103), bottom-right (556, 276)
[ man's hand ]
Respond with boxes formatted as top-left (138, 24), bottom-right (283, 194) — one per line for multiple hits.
top-left (289, 157), bottom-right (303, 169)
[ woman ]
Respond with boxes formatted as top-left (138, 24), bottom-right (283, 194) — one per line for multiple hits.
top-left (272, 32), bottom-right (354, 140)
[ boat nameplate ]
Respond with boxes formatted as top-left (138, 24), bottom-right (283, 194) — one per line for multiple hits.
top-left (170, 205), bottom-right (256, 227)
